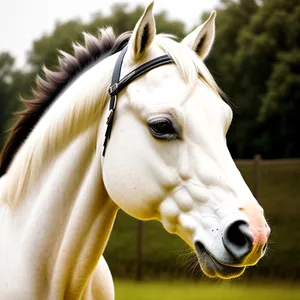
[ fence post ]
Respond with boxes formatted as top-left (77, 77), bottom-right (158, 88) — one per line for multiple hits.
top-left (253, 154), bottom-right (261, 200)
top-left (136, 220), bottom-right (143, 281)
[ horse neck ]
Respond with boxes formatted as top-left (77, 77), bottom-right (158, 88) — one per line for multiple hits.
top-left (0, 56), bottom-right (119, 297)
top-left (48, 126), bottom-right (118, 296)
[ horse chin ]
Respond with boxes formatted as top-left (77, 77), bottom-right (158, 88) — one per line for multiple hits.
top-left (197, 250), bottom-right (246, 279)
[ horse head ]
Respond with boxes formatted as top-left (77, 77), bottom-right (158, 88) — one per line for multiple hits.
top-left (101, 2), bottom-right (270, 279)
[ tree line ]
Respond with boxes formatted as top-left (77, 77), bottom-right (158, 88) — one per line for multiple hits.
top-left (1, 0), bottom-right (299, 158)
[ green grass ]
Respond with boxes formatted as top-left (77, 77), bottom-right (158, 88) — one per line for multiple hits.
top-left (115, 281), bottom-right (300, 300)
top-left (104, 161), bottom-right (300, 280)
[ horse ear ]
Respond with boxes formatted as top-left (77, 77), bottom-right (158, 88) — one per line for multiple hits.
top-left (128, 1), bottom-right (156, 61)
top-left (181, 11), bottom-right (216, 60)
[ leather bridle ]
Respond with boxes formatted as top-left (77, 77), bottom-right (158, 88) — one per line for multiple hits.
top-left (102, 46), bottom-right (174, 156)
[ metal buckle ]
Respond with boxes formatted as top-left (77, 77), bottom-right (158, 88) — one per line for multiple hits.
top-left (109, 83), bottom-right (118, 95)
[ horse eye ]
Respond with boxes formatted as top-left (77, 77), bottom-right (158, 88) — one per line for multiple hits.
top-left (148, 118), bottom-right (178, 140)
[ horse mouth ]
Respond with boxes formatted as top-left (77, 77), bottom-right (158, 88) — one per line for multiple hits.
top-left (195, 241), bottom-right (245, 279)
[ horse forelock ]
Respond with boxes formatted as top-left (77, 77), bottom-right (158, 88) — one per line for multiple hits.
top-left (0, 28), bottom-right (132, 177)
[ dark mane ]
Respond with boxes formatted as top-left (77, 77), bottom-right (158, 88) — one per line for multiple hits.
top-left (0, 29), bottom-right (131, 177)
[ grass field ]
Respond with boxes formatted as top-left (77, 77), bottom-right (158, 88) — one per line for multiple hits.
top-left (115, 281), bottom-right (300, 300)
top-left (104, 160), bottom-right (300, 280)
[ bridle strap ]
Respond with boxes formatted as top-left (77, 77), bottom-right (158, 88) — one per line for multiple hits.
top-left (102, 46), bottom-right (174, 156)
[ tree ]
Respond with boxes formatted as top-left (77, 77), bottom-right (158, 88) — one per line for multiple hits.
top-left (203, 0), bottom-right (258, 157)
top-left (203, 0), bottom-right (300, 158)
top-left (234, 0), bottom-right (300, 157)
top-left (28, 4), bottom-right (186, 72)
top-left (0, 53), bottom-right (16, 147)
top-left (0, 53), bottom-right (34, 148)
top-left (28, 20), bottom-right (85, 71)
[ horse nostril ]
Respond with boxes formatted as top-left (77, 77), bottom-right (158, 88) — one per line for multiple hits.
top-left (223, 220), bottom-right (253, 261)
top-left (195, 240), bottom-right (206, 253)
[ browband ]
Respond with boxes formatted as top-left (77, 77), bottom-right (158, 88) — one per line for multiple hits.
top-left (102, 46), bottom-right (174, 156)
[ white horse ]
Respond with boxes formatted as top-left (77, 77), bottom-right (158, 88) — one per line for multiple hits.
top-left (0, 2), bottom-right (270, 299)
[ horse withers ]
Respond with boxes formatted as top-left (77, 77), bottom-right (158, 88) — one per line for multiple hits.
top-left (0, 1), bottom-right (270, 299)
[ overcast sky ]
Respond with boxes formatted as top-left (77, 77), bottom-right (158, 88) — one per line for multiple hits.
top-left (0, 0), bottom-right (220, 67)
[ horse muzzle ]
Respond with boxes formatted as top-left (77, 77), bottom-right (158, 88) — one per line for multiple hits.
top-left (194, 219), bottom-right (270, 278)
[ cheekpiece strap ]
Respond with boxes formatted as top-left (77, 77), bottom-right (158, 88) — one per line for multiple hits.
top-left (102, 46), bottom-right (174, 156)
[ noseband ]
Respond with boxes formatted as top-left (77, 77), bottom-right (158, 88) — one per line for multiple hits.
top-left (102, 46), bottom-right (174, 156)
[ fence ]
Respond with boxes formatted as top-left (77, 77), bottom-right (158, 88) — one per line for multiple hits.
top-left (131, 155), bottom-right (300, 280)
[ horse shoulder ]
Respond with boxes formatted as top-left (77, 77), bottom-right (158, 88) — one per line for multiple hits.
top-left (82, 256), bottom-right (114, 300)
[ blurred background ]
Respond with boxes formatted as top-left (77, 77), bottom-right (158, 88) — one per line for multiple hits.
top-left (1, 0), bottom-right (299, 299)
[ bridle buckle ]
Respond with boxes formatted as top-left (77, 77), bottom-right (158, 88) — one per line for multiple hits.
top-left (109, 83), bottom-right (118, 95)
